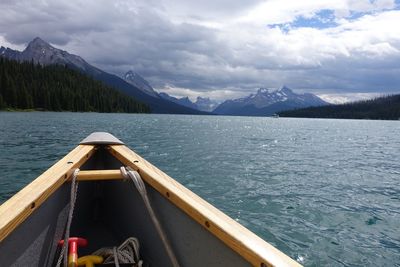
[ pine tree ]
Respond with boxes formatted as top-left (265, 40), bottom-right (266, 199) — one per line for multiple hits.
top-left (0, 94), bottom-right (5, 109)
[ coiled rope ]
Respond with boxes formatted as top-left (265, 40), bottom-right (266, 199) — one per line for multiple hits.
top-left (120, 166), bottom-right (181, 267)
top-left (56, 168), bottom-right (80, 267)
top-left (92, 237), bottom-right (143, 267)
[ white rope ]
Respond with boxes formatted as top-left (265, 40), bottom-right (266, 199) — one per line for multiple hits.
top-left (113, 247), bottom-right (120, 267)
top-left (121, 166), bottom-right (180, 267)
top-left (56, 168), bottom-right (80, 267)
top-left (92, 237), bottom-right (143, 267)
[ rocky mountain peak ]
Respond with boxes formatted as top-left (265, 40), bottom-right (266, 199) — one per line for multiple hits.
top-left (213, 86), bottom-right (328, 116)
top-left (124, 70), bottom-right (136, 79)
top-left (124, 70), bottom-right (143, 81)
top-left (25, 37), bottom-right (54, 52)
top-left (123, 70), bottom-right (159, 98)
top-left (277, 85), bottom-right (293, 95)
top-left (28, 37), bottom-right (50, 46)
top-left (257, 88), bottom-right (269, 94)
top-left (0, 37), bottom-right (100, 74)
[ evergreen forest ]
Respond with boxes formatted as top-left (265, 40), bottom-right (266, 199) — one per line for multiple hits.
top-left (0, 58), bottom-right (150, 113)
top-left (279, 94), bottom-right (400, 120)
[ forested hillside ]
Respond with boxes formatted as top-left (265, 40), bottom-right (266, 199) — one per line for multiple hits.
top-left (0, 58), bottom-right (150, 113)
top-left (279, 94), bottom-right (400, 120)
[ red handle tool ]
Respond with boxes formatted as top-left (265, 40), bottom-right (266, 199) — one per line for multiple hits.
top-left (59, 237), bottom-right (88, 267)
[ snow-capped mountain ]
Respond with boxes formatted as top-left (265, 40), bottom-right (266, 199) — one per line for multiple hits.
top-left (123, 71), bottom-right (159, 98)
top-left (213, 86), bottom-right (328, 116)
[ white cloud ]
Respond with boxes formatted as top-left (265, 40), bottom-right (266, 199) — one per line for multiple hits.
top-left (0, 36), bottom-right (24, 50)
top-left (0, 0), bottom-right (399, 100)
top-left (238, 0), bottom-right (396, 25)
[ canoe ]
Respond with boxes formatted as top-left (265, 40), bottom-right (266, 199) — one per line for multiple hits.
top-left (0, 132), bottom-right (301, 267)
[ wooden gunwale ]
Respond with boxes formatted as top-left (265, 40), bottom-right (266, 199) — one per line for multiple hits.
top-left (109, 145), bottom-right (301, 267)
top-left (0, 144), bottom-right (95, 243)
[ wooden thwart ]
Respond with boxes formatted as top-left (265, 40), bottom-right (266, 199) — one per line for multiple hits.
top-left (77, 169), bottom-right (123, 181)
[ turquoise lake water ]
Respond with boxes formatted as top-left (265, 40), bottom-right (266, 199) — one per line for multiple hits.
top-left (0, 112), bottom-right (399, 266)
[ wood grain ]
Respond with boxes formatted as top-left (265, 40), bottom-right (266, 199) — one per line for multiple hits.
top-left (0, 145), bottom-right (95, 242)
top-left (77, 169), bottom-right (123, 181)
top-left (109, 145), bottom-right (302, 267)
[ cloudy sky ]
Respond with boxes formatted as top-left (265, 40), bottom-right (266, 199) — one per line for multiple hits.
top-left (1, 0), bottom-right (400, 102)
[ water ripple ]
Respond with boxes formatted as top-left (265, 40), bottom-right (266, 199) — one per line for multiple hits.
top-left (0, 113), bottom-right (399, 266)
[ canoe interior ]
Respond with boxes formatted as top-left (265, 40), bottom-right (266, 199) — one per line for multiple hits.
top-left (0, 147), bottom-right (251, 266)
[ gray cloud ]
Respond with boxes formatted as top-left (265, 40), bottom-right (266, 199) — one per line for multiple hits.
top-left (0, 0), bottom-right (399, 101)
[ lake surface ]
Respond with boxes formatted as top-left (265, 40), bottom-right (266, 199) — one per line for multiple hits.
top-left (0, 112), bottom-right (399, 266)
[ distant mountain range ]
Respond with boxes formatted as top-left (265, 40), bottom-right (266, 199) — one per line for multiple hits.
top-left (159, 93), bottom-right (219, 112)
top-left (0, 37), bottom-right (204, 114)
top-left (158, 86), bottom-right (327, 115)
top-left (213, 86), bottom-right (328, 116)
top-left (0, 37), bottom-right (329, 116)
top-left (122, 71), bottom-right (219, 112)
